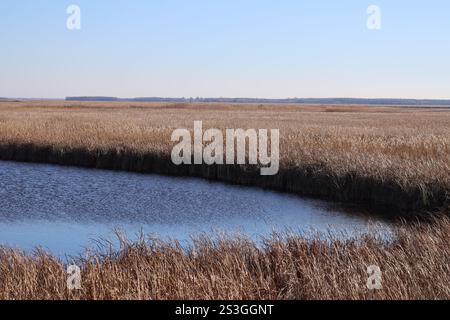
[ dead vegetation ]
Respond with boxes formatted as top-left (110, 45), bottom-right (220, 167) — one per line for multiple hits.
top-left (1, 101), bottom-right (449, 212)
top-left (1, 101), bottom-right (450, 300)
top-left (1, 217), bottom-right (450, 300)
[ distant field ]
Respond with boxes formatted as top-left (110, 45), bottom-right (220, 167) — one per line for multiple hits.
top-left (0, 101), bottom-right (449, 213)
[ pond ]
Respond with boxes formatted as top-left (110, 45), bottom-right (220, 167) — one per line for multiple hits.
top-left (0, 161), bottom-right (391, 257)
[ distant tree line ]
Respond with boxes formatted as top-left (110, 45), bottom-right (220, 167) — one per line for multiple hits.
top-left (65, 96), bottom-right (450, 106)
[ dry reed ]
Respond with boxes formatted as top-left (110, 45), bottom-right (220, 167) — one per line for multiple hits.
top-left (1, 217), bottom-right (450, 300)
top-left (1, 101), bottom-right (450, 300)
top-left (0, 101), bottom-right (449, 212)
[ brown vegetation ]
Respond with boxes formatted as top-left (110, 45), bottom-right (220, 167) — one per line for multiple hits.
top-left (1, 217), bottom-right (450, 300)
top-left (1, 101), bottom-right (450, 300)
top-left (1, 101), bottom-right (449, 213)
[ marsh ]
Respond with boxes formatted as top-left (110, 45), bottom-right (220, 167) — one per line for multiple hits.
top-left (0, 161), bottom-right (390, 257)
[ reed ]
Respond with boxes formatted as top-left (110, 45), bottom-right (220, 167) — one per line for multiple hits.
top-left (1, 101), bottom-right (449, 214)
top-left (1, 101), bottom-right (449, 300)
top-left (1, 217), bottom-right (450, 300)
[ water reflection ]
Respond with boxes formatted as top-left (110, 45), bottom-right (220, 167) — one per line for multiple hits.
top-left (0, 161), bottom-right (391, 256)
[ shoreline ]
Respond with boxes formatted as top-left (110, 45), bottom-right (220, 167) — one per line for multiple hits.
top-left (0, 142), bottom-right (446, 216)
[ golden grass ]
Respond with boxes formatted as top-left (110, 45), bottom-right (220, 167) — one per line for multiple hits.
top-left (1, 101), bottom-right (450, 300)
top-left (1, 217), bottom-right (450, 300)
top-left (1, 101), bottom-right (449, 212)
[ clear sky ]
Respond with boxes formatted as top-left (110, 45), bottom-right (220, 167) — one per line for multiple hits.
top-left (1, 0), bottom-right (449, 99)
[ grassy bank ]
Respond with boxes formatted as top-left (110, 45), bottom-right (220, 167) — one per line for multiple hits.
top-left (1, 217), bottom-right (450, 300)
top-left (1, 101), bottom-right (449, 214)
top-left (0, 142), bottom-right (443, 215)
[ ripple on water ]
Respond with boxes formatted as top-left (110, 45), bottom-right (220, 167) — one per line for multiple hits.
top-left (0, 161), bottom-right (392, 257)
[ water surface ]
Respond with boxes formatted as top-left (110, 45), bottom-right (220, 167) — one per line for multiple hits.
top-left (0, 161), bottom-right (390, 257)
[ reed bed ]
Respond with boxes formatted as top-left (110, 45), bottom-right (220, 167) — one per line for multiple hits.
top-left (0, 101), bottom-right (449, 213)
top-left (1, 102), bottom-right (450, 300)
top-left (1, 217), bottom-right (450, 300)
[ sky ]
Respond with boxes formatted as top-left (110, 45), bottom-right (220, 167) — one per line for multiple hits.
top-left (0, 0), bottom-right (449, 99)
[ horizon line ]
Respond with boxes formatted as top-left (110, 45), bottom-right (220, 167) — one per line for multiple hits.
top-left (2, 96), bottom-right (450, 102)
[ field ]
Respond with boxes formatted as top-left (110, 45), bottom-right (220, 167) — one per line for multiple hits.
top-left (0, 101), bottom-right (449, 213)
top-left (0, 101), bottom-right (450, 300)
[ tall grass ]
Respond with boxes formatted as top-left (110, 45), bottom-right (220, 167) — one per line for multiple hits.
top-left (1, 217), bottom-right (450, 300)
top-left (1, 102), bottom-right (449, 300)
top-left (1, 101), bottom-right (449, 212)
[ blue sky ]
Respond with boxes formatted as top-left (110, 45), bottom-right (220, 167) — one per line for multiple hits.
top-left (1, 0), bottom-right (449, 99)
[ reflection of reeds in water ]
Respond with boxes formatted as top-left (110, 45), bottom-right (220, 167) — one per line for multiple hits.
top-left (0, 101), bottom-right (449, 214)
top-left (1, 217), bottom-right (450, 300)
